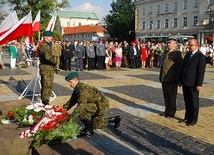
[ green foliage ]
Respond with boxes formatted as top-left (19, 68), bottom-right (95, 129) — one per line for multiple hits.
top-left (104, 0), bottom-right (135, 42)
top-left (9, 105), bottom-right (45, 126)
top-left (33, 120), bottom-right (81, 147)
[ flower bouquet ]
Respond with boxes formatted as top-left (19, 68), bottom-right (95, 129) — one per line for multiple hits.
top-left (1, 103), bottom-right (81, 147)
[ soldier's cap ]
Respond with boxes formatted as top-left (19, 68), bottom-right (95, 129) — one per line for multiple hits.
top-left (65, 72), bottom-right (78, 81)
top-left (43, 30), bottom-right (53, 36)
top-left (167, 38), bottom-right (176, 43)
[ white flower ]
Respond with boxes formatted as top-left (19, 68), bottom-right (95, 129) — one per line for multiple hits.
top-left (28, 115), bottom-right (34, 124)
top-left (1, 119), bottom-right (11, 124)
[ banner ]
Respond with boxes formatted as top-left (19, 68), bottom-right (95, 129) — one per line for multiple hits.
top-left (32, 10), bottom-right (40, 32)
top-left (0, 11), bottom-right (32, 45)
top-left (0, 11), bottom-right (19, 37)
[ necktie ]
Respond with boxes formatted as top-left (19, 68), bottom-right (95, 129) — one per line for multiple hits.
top-left (190, 53), bottom-right (193, 59)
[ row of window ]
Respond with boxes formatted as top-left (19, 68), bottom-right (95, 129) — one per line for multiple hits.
top-left (140, 16), bottom-right (198, 30)
top-left (142, 0), bottom-right (201, 15)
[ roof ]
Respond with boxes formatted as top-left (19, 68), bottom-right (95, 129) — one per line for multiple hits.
top-left (63, 25), bottom-right (107, 35)
top-left (57, 10), bottom-right (99, 20)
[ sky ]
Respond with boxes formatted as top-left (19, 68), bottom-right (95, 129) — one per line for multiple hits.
top-left (67, 0), bottom-right (112, 21)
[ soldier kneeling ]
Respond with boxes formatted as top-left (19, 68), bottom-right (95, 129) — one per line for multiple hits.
top-left (63, 72), bottom-right (121, 136)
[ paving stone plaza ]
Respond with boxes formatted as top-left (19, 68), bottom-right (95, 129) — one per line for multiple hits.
top-left (0, 52), bottom-right (214, 155)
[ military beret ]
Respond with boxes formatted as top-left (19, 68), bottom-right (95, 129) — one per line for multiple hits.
top-left (43, 30), bottom-right (53, 36)
top-left (65, 72), bottom-right (78, 81)
top-left (167, 38), bottom-right (176, 43)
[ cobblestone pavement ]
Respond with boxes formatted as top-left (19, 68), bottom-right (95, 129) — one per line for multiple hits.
top-left (0, 52), bottom-right (214, 155)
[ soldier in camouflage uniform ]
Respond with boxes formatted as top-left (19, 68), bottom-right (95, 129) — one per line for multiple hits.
top-left (63, 72), bottom-right (121, 136)
top-left (38, 31), bottom-right (56, 105)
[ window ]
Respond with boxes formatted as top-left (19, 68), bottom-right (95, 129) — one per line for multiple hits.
top-left (142, 8), bottom-right (145, 15)
top-left (193, 16), bottom-right (198, 25)
top-left (157, 5), bottom-right (160, 13)
top-left (148, 21), bottom-right (153, 29)
top-left (174, 2), bottom-right (178, 11)
top-left (164, 19), bottom-right (169, 28)
top-left (173, 18), bottom-right (178, 27)
top-left (141, 21), bottom-right (146, 30)
top-left (210, 0), bottom-right (214, 5)
top-left (67, 21), bottom-right (70, 27)
top-left (156, 20), bottom-right (160, 29)
top-left (193, 0), bottom-right (198, 8)
top-left (149, 6), bottom-right (153, 14)
top-left (183, 0), bottom-right (187, 9)
top-left (183, 17), bottom-right (188, 27)
top-left (165, 4), bottom-right (169, 12)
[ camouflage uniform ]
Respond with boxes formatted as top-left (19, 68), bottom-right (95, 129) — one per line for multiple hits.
top-left (64, 82), bottom-right (109, 129)
top-left (52, 42), bottom-right (62, 70)
top-left (39, 41), bottom-right (56, 105)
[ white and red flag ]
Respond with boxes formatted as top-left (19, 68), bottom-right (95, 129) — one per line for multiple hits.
top-left (0, 11), bottom-right (33, 45)
top-left (0, 11), bottom-right (19, 37)
top-left (45, 11), bottom-right (57, 31)
top-left (32, 10), bottom-right (40, 32)
top-left (39, 11), bottom-right (57, 44)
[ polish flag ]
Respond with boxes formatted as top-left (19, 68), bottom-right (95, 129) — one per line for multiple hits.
top-left (0, 11), bottom-right (32, 45)
top-left (32, 10), bottom-right (40, 32)
top-left (0, 11), bottom-right (19, 37)
top-left (45, 11), bottom-right (57, 31)
top-left (38, 11), bottom-right (57, 46)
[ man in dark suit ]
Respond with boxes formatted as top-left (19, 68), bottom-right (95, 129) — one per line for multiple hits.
top-left (179, 39), bottom-right (206, 126)
top-left (159, 38), bottom-right (183, 118)
top-left (129, 43), bottom-right (137, 69)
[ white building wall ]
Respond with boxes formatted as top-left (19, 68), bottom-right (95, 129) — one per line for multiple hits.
top-left (135, 0), bottom-right (213, 45)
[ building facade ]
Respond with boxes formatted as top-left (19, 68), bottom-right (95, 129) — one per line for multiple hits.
top-left (135, 0), bottom-right (214, 45)
top-left (57, 11), bottom-right (99, 34)
top-left (63, 25), bottom-right (108, 41)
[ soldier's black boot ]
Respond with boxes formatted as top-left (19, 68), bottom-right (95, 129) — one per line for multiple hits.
top-left (0, 110), bottom-right (2, 115)
top-left (80, 122), bottom-right (94, 136)
top-left (108, 116), bottom-right (121, 128)
top-left (42, 100), bottom-right (49, 105)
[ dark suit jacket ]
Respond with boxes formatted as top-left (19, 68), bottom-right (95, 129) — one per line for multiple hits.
top-left (180, 51), bottom-right (206, 87)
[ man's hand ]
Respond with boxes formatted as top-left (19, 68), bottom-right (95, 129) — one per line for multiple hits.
top-left (196, 86), bottom-right (202, 91)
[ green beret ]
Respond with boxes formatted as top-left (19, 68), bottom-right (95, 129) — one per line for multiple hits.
top-left (43, 30), bottom-right (53, 36)
top-left (65, 72), bottom-right (78, 81)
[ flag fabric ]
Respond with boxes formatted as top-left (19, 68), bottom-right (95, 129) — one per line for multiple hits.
top-left (38, 11), bottom-right (57, 49)
top-left (32, 10), bottom-right (40, 32)
top-left (46, 11), bottom-right (57, 31)
top-left (0, 11), bottom-right (19, 37)
top-left (0, 11), bottom-right (32, 45)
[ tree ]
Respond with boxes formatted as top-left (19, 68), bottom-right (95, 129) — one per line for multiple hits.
top-left (3, 0), bottom-right (70, 42)
top-left (104, 0), bottom-right (135, 43)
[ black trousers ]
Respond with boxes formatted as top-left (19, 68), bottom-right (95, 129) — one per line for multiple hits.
top-left (162, 82), bottom-right (178, 116)
top-left (97, 56), bottom-right (105, 69)
top-left (182, 85), bottom-right (199, 123)
top-left (64, 57), bottom-right (71, 70)
top-left (88, 58), bottom-right (94, 71)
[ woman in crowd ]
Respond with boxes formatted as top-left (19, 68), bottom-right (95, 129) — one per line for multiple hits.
top-left (9, 42), bottom-right (17, 69)
top-left (105, 41), bottom-right (113, 70)
top-left (141, 43), bottom-right (147, 68)
top-left (115, 42), bottom-right (123, 69)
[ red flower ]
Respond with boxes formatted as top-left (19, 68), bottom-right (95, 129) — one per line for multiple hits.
top-left (32, 113), bottom-right (37, 118)
top-left (6, 111), bottom-right (14, 119)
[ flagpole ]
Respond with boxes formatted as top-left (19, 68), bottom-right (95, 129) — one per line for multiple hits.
top-left (39, 31), bottom-right (40, 42)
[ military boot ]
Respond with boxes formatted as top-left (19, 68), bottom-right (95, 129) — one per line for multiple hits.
top-left (0, 110), bottom-right (2, 115)
top-left (108, 116), bottom-right (121, 128)
top-left (42, 100), bottom-right (49, 105)
top-left (80, 122), bottom-right (94, 136)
